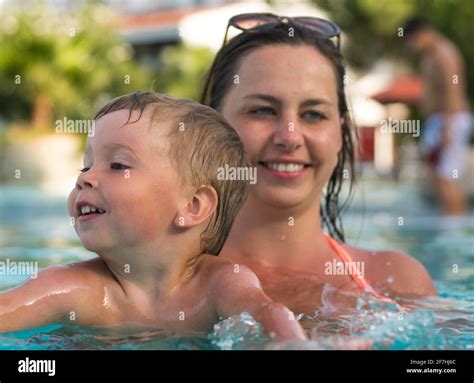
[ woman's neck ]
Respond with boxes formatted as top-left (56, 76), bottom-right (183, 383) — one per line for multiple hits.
top-left (223, 194), bottom-right (332, 270)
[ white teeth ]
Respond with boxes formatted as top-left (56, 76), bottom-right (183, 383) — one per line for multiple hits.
top-left (80, 204), bottom-right (103, 215)
top-left (267, 163), bottom-right (305, 172)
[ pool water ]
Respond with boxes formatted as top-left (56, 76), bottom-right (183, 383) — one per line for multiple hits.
top-left (0, 183), bottom-right (473, 350)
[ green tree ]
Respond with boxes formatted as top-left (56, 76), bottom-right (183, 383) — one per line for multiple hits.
top-left (152, 44), bottom-right (215, 101)
top-left (0, 4), bottom-right (150, 130)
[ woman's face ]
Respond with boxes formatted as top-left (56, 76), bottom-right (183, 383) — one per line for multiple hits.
top-left (220, 44), bottom-right (343, 210)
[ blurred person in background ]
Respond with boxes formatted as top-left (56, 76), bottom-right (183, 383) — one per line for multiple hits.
top-left (404, 16), bottom-right (472, 216)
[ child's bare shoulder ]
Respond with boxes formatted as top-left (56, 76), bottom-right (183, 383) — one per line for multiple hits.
top-left (39, 258), bottom-right (116, 288)
top-left (34, 258), bottom-right (126, 319)
top-left (0, 258), bottom-right (124, 332)
top-left (197, 254), bottom-right (262, 292)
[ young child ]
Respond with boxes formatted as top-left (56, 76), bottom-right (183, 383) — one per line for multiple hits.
top-left (0, 92), bottom-right (306, 341)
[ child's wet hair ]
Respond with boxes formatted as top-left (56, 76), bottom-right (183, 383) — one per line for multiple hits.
top-left (94, 91), bottom-right (250, 255)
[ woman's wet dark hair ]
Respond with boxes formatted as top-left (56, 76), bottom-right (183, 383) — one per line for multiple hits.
top-left (201, 23), bottom-right (357, 242)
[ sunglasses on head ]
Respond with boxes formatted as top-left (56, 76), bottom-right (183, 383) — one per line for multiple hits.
top-left (200, 13), bottom-right (341, 105)
top-left (223, 12), bottom-right (341, 49)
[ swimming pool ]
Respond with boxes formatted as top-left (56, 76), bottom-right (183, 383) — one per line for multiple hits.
top-left (0, 183), bottom-right (473, 350)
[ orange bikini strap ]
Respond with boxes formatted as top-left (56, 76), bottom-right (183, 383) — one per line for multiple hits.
top-left (323, 232), bottom-right (394, 303)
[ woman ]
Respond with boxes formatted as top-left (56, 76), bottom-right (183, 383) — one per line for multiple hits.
top-left (201, 13), bottom-right (436, 315)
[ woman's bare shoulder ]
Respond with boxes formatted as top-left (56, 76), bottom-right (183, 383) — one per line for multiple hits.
top-left (343, 243), bottom-right (436, 297)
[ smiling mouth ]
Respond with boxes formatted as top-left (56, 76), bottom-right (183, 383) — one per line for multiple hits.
top-left (258, 161), bottom-right (313, 173)
top-left (78, 204), bottom-right (106, 217)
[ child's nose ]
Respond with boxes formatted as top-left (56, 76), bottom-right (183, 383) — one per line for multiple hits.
top-left (76, 170), bottom-right (98, 189)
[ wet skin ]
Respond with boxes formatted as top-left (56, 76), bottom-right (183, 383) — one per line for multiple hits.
top-left (218, 45), bottom-right (436, 315)
top-left (0, 108), bottom-right (306, 341)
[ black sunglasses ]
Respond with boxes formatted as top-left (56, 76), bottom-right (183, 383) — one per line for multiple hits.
top-left (223, 12), bottom-right (341, 49)
top-left (201, 13), bottom-right (341, 104)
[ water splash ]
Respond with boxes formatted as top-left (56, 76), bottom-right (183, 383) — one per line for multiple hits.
top-left (209, 312), bottom-right (269, 350)
top-left (209, 313), bottom-right (371, 350)
top-left (346, 294), bottom-right (456, 349)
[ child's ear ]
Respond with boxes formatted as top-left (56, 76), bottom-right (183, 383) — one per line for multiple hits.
top-left (173, 185), bottom-right (218, 229)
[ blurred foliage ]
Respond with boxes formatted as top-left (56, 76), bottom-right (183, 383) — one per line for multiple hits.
top-left (314, 0), bottom-right (474, 106)
top-left (153, 44), bottom-right (215, 101)
top-left (0, 3), bottom-right (150, 131)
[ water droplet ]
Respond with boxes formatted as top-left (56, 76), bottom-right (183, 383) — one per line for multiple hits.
top-left (387, 276), bottom-right (394, 283)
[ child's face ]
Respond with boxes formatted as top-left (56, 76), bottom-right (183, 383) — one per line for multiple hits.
top-left (68, 107), bottom-right (185, 254)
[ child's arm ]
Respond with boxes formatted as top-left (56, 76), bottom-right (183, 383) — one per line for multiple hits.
top-left (0, 264), bottom-right (103, 333)
top-left (211, 264), bottom-right (307, 341)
